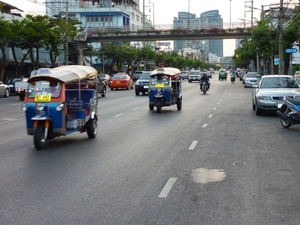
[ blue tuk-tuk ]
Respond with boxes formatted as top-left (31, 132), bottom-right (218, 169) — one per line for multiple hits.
top-left (149, 67), bottom-right (182, 113)
top-left (22, 65), bottom-right (98, 150)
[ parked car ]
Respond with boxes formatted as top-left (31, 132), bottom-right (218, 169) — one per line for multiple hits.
top-left (96, 75), bottom-right (107, 97)
top-left (243, 72), bottom-right (261, 87)
top-left (188, 70), bottom-right (201, 83)
top-left (294, 74), bottom-right (300, 87)
top-left (132, 71), bottom-right (143, 82)
top-left (110, 73), bottom-right (133, 90)
top-left (252, 75), bottom-right (300, 115)
top-left (180, 71), bottom-right (189, 80)
top-left (135, 71), bottom-right (151, 95)
top-left (294, 71), bottom-right (300, 76)
top-left (242, 72), bottom-right (259, 84)
top-left (0, 81), bottom-right (10, 97)
top-left (238, 71), bottom-right (246, 81)
top-left (6, 78), bottom-right (21, 93)
top-left (99, 74), bottom-right (111, 87)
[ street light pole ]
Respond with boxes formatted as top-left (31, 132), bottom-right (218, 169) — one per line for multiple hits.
top-left (143, 0), bottom-right (145, 29)
top-left (152, 2), bottom-right (154, 28)
top-left (230, 0), bottom-right (232, 29)
top-left (279, 0), bottom-right (284, 74)
top-left (188, 0), bottom-right (190, 30)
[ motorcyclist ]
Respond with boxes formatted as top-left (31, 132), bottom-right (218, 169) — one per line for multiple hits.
top-left (200, 72), bottom-right (210, 90)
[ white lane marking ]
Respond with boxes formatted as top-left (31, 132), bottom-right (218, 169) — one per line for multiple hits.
top-left (202, 123), bottom-right (208, 128)
top-left (2, 118), bottom-right (17, 121)
top-left (208, 114), bottom-right (213, 118)
top-left (217, 102), bottom-right (220, 104)
top-left (213, 107), bottom-right (216, 110)
top-left (220, 98), bottom-right (222, 100)
top-left (114, 113), bottom-right (123, 117)
top-left (133, 107), bottom-right (139, 110)
top-left (158, 177), bottom-right (177, 198)
top-left (188, 141), bottom-right (198, 150)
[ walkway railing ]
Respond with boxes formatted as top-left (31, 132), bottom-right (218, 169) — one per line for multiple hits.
top-left (76, 24), bottom-right (253, 42)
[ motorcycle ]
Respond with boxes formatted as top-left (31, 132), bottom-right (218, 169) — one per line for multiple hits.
top-left (201, 81), bottom-right (208, 94)
top-left (276, 96), bottom-right (300, 128)
top-left (230, 76), bottom-right (235, 83)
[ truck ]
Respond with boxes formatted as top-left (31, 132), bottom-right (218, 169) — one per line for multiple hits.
top-left (14, 70), bottom-right (37, 100)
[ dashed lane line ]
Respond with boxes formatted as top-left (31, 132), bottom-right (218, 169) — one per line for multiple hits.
top-left (208, 114), bottom-right (213, 118)
top-left (114, 113), bottom-right (123, 117)
top-left (188, 141), bottom-right (198, 150)
top-left (158, 177), bottom-right (177, 198)
top-left (202, 123), bottom-right (208, 128)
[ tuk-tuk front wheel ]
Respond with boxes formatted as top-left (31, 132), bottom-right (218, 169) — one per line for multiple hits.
top-left (86, 118), bottom-right (98, 138)
top-left (34, 125), bottom-right (46, 150)
top-left (149, 104), bottom-right (154, 110)
top-left (156, 101), bottom-right (162, 113)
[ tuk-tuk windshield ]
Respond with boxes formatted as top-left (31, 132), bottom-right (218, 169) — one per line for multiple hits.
top-left (27, 80), bottom-right (62, 98)
top-left (150, 75), bottom-right (170, 85)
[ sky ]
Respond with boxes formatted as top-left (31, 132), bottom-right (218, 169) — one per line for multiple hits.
top-left (4, 0), bottom-right (295, 56)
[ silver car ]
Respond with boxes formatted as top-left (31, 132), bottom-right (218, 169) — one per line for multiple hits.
top-left (188, 70), bottom-right (201, 83)
top-left (252, 75), bottom-right (300, 115)
top-left (244, 72), bottom-right (261, 88)
top-left (0, 81), bottom-right (10, 97)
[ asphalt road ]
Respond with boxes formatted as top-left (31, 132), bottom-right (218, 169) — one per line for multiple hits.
top-left (1, 76), bottom-right (300, 225)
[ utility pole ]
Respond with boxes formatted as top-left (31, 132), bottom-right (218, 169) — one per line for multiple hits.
top-left (279, 0), bottom-right (284, 74)
top-left (251, 0), bottom-right (253, 27)
top-left (65, 1), bottom-right (69, 65)
top-left (143, 0), bottom-right (145, 29)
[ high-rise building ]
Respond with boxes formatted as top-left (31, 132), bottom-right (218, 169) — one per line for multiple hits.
top-left (200, 10), bottom-right (223, 57)
top-left (173, 12), bottom-right (201, 53)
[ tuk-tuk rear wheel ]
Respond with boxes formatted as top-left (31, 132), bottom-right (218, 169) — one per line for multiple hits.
top-left (177, 100), bottom-right (182, 110)
top-left (19, 93), bottom-right (25, 101)
top-left (87, 119), bottom-right (98, 138)
top-left (34, 125), bottom-right (46, 150)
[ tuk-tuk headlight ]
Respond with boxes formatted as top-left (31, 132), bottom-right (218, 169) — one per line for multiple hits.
top-left (36, 103), bottom-right (45, 111)
top-left (56, 103), bottom-right (64, 111)
top-left (22, 104), bottom-right (27, 111)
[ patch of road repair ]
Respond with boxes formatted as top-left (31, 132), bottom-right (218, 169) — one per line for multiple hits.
top-left (191, 168), bottom-right (226, 184)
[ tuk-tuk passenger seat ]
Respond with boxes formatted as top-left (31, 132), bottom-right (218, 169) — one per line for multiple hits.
top-left (66, 89), bottom-right (96, 109)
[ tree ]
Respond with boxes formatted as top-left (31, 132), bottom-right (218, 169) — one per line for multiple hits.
top-left (0, 17), bottom-right (13, 81)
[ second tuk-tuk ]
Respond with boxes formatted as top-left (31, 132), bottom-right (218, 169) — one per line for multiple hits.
top-left (22, 65), bottom-right (98, 150)
top-left (149, 67), bottom-right (182, 113)
top-left (219, 70), bottom-right (227, 81)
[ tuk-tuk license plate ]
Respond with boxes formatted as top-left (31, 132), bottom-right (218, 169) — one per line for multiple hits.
top-left (34, 94), bottom-right (51, 102)
top-left (155, 83), bottom-right (164, 88)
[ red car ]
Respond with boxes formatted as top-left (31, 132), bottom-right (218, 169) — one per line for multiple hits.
top-left (110, 73), bottom-right (133, 90)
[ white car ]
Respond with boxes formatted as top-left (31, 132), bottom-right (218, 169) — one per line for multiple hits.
top-left (244, 72), bottom-right (261, 88)
top-left (0, 81), bottom-right (10, 97)
top-left (252, 75), bottom-right (300, 115)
